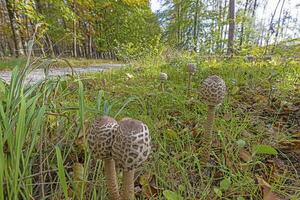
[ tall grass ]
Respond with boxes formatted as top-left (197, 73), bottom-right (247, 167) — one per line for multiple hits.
top-left (0, 66), bottom-right (47, 199)
top-left (0, 52), bottom-right (135, 199)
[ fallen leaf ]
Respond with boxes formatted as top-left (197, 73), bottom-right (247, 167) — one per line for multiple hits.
top-left (126, 73), bottom-right (134, 79)
top-left (224, 113), bottom-right (232, 121)
top-left (73, 163), bottom-right (84, 181)
top-left (256, 175), bottom-right (282, 200)
top-left (139, 173), bottom-right (160, 199)
top-left (239, 149), bottom-right (252, 162)
top-left (72, 163), bottom-right (85, 196)
top-left (279, 140), bottom-right (300, 153)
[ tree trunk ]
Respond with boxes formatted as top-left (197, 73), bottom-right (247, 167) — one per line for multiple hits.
top-left (5, 0), bottom-right (24, 57)
top-left (227, 0), bottom-right (235, 56)
top-left (273, 0), bottom-right (286, 48)
top-left (88, 34), bottom-right (93, 58)
top-left (265, 0), bottom-right (281, 52)
top-left (221, 0), bottom-right (228, 50)
top-left (239, 0), bottom-right (249, 48)
top-left (193, 0), bottom-right (200, 52)
top-left (73, 1), bottom-right (77, 57)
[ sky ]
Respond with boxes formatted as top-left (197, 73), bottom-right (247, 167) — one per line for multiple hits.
top-left (150, 0), bottom-right (300, 17)
top-left (150, 0), bottom-right (300, 38)
top-left (150, 0), bottom-right (162, 13)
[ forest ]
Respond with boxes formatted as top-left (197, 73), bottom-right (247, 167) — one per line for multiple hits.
top-left (0, 0), bottom-right (299, 199)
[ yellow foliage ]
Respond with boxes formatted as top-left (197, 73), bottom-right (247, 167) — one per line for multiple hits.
top-left (122, 0), bottom-right (148, 7)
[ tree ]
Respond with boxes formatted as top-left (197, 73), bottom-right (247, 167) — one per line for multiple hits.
top-left (4, 0), bottom-right (25, 57)
top-left (227, 0), bottom-right (235, 56)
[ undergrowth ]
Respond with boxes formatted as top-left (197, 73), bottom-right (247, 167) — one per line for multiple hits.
top-left (0, 55), bottom-right (299, 199)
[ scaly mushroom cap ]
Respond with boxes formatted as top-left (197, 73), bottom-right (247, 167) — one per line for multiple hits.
top-left (112, 118), bottom-right (151, 171)
top-left (187, 63), bottom-right (197, 74)
top-left (200, 75), bottom-right (226, 106)
top-left (160, 73), bottom-right (168, 81)
top-left (88, 116), bottom-right (119, 159)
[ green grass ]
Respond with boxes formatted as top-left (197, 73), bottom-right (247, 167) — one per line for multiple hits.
top-left (0, 57), bottom-right (119, 70)
top-left (0, 57), bottom-right (27, 70)
top-left (0, 55), bottom-right (299, 199)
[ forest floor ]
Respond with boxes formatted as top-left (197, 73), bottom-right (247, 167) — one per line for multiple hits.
top-left (1, 56), bottom-right (300, 199)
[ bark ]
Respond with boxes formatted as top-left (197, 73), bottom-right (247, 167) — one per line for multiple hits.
top-left (73, 1), bottom-right (77, 57)
top-left (0, 40), bottom-right (4, 56)
top-left (5, 0), bottom-right (24, 57)
top-left (193, 0), bottom-right (200, 52)
top-left (221, 0), bottom-right (228, 50)
top-left (88, 34), bottom-right (93, 58)
top-left (227, 0), bottom-right (235, 56)
top-left (216, 0), bottom-right (223, 51)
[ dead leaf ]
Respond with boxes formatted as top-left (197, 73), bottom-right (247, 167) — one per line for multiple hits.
top-left (139, 173), bottom-right (160, 199)
top-left (224, 113), bottom-right (232, 121)
top-left (126, 73), bottom-right (134, 79)
top-left (256, 175), bottom-right (282, 200)
top-left (279, 140), bottom-right (300, 153)
top-left (73, 163), bottom-right (84, 181)
top-left (239, 149), bottom-right (252, 162)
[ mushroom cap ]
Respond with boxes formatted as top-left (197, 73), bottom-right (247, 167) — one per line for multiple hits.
top-left (187, 63), bottom-right (197, 73)
top-left (112, 118), bottom-right (151, 171)
top-left (160, 73), bottom-right (168, 81)
top-left (200, 75), bottom-right (226, 106)
top-left (244, 55), bottom-right (255, 62)
top-left (88, 116), bottom-right (119, 159)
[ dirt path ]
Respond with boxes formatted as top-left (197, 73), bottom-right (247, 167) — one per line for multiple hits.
top-left (0, 64), bottom-right (127, 84)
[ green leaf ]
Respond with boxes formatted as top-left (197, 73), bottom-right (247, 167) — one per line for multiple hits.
top-left (237, 197), bottom-right (245, 200)
top-left (220, 178), bottom-right (231, 191)
top-left (253, 144), bottom-right (278, 155)
top-left (236, 139), bottom-right (246, 148)
top-left (165, 129), bottom-right (178, 140)
top-left (163, 190), bottom-right (184, 200)
top-left (213, 187), bottom-right (222, 197)
top-left (55, 146), bottom-right (69, 199)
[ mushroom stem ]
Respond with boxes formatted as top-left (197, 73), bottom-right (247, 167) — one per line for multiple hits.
top-left (122, 170), bottom-right (135, 200)
top-left (203, 105), bottom-right (216, 161)
top-left (104, 159), bottom-right (120, 200)
top-left (187, 73), bottom-right (192, 96)
top-left (160, 82), bottom-right (165, 92)
top-left (205, 105), bottom-right (216, 136)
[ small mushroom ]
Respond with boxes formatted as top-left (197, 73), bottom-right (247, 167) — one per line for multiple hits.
top-left (112, 118), bottom-right (151, 200)
top-left (187, 63), bottom-right (197, 96)
top-left (200, 75), bottom-right (226, 160)
top-left (88, 116), bottom-right (120, 200)
top-left (244, 55), bottom-right (255, 62)
top-left (263, 55), bottom-right (272, 61)
top-left (159, 72), bottom-right (168, 92)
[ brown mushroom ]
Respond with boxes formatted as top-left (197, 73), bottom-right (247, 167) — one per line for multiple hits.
top-left (187, 63), bottom-right (197, 96)
top-left (88, 116), bottom-right (120, 200)
top-left (200, 75), bottom-right (226, 160)
top-left (112, 118), bottom-right (151, 200)
top-left (160, 72), bottom-right (168, 92)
